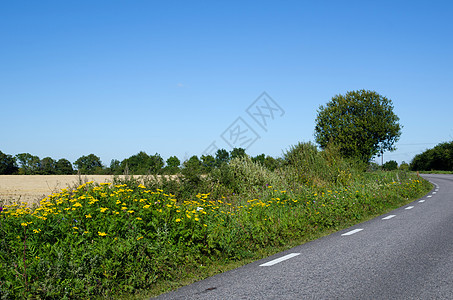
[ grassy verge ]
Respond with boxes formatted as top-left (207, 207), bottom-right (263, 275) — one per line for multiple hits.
top-left (0, 144), bottom-right (432, 299)
top-left (417, 170), bottom-right (453, 174)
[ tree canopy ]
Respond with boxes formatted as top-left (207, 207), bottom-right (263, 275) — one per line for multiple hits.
top-left (55, 158), bottom-right (74, 175)
top-left (74, 154), bottom-right (103, 174)
top-left (0, 151), bottom-right (18, 175)
top-left (314, 90), bottom-right (402, 162)
top-left (162, 156), bottom-right (181, 174)
top-left (16, 153), bottom-right (41, 174)
top-left (410, 141), bottom-right (453, 171)
top-left (0, 148), bottom-right (284, 176)
top-left (382, 160), bottom-right (398, 171)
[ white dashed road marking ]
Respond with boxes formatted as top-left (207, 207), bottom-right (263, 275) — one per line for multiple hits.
top-left (341, 229), bottom-right (363, 236)
top-left (262, 183), bottom-right (437, 267)
top-left (260, 253), bottom-right (301, 266)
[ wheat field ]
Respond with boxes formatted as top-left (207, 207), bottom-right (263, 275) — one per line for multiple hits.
top-left (0, 175), bottom-right (125, 206)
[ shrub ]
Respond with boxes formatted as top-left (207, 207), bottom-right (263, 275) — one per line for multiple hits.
top-left (283, 142), bottom-right (361, 188)
top-left (411, 141), bottom-right (453, 171)
top-left (399, 161), bottom-right (409, 171)
top-left (226, 156), bottom-right (285, 195)
top-left (383, 160), bottom-right (398, 171)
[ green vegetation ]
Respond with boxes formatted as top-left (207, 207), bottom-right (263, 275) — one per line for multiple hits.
top-left (1, 90), bottom-right (441, 298)
top-left (74, 154), bottom-right (104, 175)
top-left (382, 160), bottom-right (398, 171)
top-left (0, 151), bottom-right (18, 175)
top-left (417, 170), bottom-right (453, 174)
top-left (0, 148), bottom-right (260, 176)
top-left (0, 142), bottom-right (431, 299)
top-left (410, 141), bottom-right (453, 171)
top-left (315, 90), bottom-right (402, 162)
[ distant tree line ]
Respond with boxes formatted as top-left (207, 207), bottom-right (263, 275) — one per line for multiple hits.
top-left (410, 141), bottom-right (453, 171)
top-left (0, 148), bottom-right (284, 175)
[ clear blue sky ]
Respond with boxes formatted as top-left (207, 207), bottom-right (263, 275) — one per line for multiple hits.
top-left (1, 1), bottom-right (452, 166)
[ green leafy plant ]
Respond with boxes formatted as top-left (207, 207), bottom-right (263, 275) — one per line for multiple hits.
top-left (314, 90), bottom-right (402, 162)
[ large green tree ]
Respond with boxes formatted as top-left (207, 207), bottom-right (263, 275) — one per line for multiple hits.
top-left (382, 160), bottom-right (398, 171)
top-left (162, 156), bottom-right (181, 174)
top-left (0, 151), bottom-right (18, 174)
top-left (40, 157), bottom-right (57, 174)
top-left (149, 153), bottom-right (164, 174)
top-left (109, 159), bottom-right (122, 175)
top-left (55, 158), bottom-right (74, 175)
top-left (74, 154), bottom-right (103, 174)
top-left (200, 154), bottom-right (215, 173)
top-left (182, 155), bottom-right (202, 175)
top-left (16, 153), bottom-right (41, 174)
top-left (230, 148), bottom-right (246, 159)
top-left (181, 155), bottom-right (203, 187)
top-left (121, 152), bottom-right (164, 174)
top-left (252, 153), bottom-right (266, 165)
top-left (121, 151), bottom-right (150, 174)
top-left (410, 141), bottom-right (453, 171)
top-left (314, 90), bottom-right (402, 162)
top-left (215, 149), bottom-right (230, 167)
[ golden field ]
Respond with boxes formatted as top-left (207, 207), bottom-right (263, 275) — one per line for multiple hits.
top-left (0, 175), bottom-right (124, 205)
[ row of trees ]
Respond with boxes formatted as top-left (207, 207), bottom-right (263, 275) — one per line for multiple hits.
top-left (6, 89), bottom-right (447, 175)
top-left (0, 148), bottom-right (284, 175)
top-left (410, 141), bottom-right (453, 171)
top-left (0, 151), bottom-right (75, 175)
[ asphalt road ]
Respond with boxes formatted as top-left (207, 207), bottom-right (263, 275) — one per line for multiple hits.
top-left (155, 174), bottom-right (453, 299)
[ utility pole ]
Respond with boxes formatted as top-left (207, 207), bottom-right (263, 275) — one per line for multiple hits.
top-left (381, 149), bottom-right (384, 166)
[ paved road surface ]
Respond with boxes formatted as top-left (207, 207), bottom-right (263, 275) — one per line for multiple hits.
top-left (156, 174), bottom-right (453, 299)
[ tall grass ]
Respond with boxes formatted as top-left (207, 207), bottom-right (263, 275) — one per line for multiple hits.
top-left (0, 143), bottom-right (432, 299)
